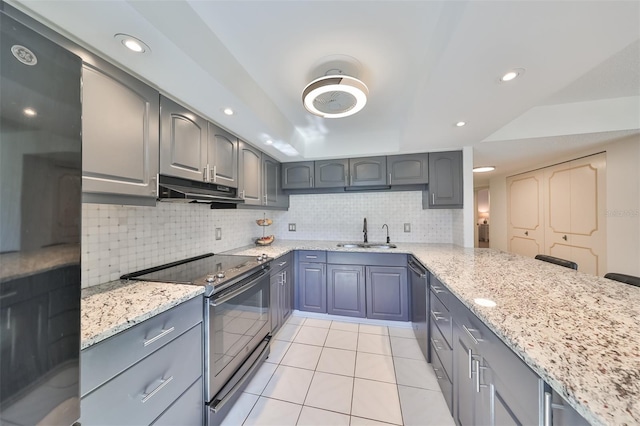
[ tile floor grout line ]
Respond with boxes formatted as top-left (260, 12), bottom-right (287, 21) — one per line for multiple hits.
top-left (239, 393), bottom-right (261, 426)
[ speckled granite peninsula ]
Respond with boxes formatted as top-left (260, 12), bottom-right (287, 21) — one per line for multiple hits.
top-left (226, 240), bottom-right (640, 426)
top-left (80, 279), bottom-right (203, 350)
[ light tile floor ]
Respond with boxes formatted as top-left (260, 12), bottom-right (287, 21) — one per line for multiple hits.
top-left (222, 314), bottom-right (455, 426)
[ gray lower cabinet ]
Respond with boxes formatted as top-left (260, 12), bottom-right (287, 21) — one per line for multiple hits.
top-left (425, 151), bottom-right (463, 208)
top-left (326, 264), bottom-right (366, 318)
top-left (546, 387), bottom-right (590, 426)
top-left (365, 266), bottom-right (409, 321)
top-left (81, 62), bottom-right (159, 201)
top-left (238, 140), bottom-right (263, 206)
top-left (207, 122), bottom-right (238, 188)
top-left (271, 253), bottom-right (293, 334)
top-left (349, 156), bottom-right (387, 187)
top-left (296, 251), bottom-right (327, 313)
top-left (160, 96), bottom-right (207, 182)
top-left (315, 159), bottom-right (348, 188)
top-left (81, 296), bottom-right (203, 425)
top-left (282, 161), bottom-right (314, 189)
top-left (388, 153), bottom-right (429, 185)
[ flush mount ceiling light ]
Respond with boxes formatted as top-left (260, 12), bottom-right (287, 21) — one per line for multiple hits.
top-left (499, 68), bottom-right (525, 82)
top-left (222, 108), bottom-right (235, 116)
top-left (455, 121), bottom-right (466, 127)
top-left (23, 107), bottom-right (37, 117)
top-left (114, 34), bottom-right (150, 54)
top-left (473, 166), bottom-right (496, 173)
top-left (302, 74), bottom-right (369, 118)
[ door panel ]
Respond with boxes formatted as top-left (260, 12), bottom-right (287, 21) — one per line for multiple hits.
top-left (208, 123), bottom-right (238, 188)
top-left (507, 171), bottom-right (544, 257)
top-left (327, 265), bottom-right (365, 318)
top-left (315, 159), bottom-right (348, 188)
top-left (349, 156), bottom-right (387, 186)
top-left (282, 162), bottom-right (314, 189)
top-left (238, 141), bottom-right (262, 205)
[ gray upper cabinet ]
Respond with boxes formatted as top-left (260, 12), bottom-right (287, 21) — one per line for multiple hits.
top-left (315, 159), bottom-right (349, 188)
top-left (349, 156), bottom-right (388, 187)
top-left (160, 96), bottom-right (207, 182)
top-left (282, 161), bottom-right (314, 189)
top-left (207, 123), bottom-right (238, 188)
top-left (327, 264), bottom-right (366, 318)
top-left (365, 266), bottom-right (409, 321)
top-left (82, 63), bottom-right (159, 200)
top-left (238, 140), bottom-right (262, 206)
top-left (263, 153), bottom-right (288, 209)
top-left (388, 153), bottom-right (429, 185)
top-left (427, 151), bottom-right (463, 208)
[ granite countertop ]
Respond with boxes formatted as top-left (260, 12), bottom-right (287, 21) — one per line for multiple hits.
top-left (0, 244), bottom-right (80, 281)
top-left (80, 279), bottom-right (204, 350)
top-left (226, 240), bottom-right (640, 426)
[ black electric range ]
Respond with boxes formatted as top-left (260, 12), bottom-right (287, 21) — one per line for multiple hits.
top-left (120, 253), bottom-right (271, 297)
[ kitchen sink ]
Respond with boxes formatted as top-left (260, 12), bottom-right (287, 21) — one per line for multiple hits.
top-left (337, 243), bottom-right (397, 249)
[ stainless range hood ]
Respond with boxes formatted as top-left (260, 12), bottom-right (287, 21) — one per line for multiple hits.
top-left (158, 175), bottom-right (245, 206)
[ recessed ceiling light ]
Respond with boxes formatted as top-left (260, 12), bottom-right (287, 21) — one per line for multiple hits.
top-left (302, 74), bottom-right (369, 118)
top-left (23, 107), bottom-right (37, 117)
top-left (500, 68), bottom-right (525, 82)
top-left (473, 166), bottom-right (496, 173)
top-left (223, 108), bottom-right (234, 116)
top-left (265, 140), bottom-right (273, 145)
top-left (455, 121), bottom-right (466, 127)
top-left (114, 34), bottom-right (150, 54)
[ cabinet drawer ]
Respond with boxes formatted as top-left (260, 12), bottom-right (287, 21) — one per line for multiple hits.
top-left (152, 377), bottom-right (203, 426)
top-left (430, 290), bottom-right (453, 348)
top-left (81, 296), bottom-right (202, 396)
top-left (297, 250), bottom-right (326, 263)
top-left (271, 252), bottom-right (293, 275)
top-left (82, 324), bottom-right (202, 426)
top-left (430, 275), bottom-right (453, 308)
top-left (430, 345), bottom-right (453, 413)
top-left (430, 317), bottom-right (452, 379)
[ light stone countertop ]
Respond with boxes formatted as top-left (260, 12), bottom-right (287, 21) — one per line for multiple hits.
top-left (0, 244), bottom-right (80, 281)
top-left (226, 240), bottom-right (640, 426)
top-left (80, 279), bottom-right (203, 350)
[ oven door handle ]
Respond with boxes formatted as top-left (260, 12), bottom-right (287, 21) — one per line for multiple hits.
top-left (210, 271), bottom-right (268, 306)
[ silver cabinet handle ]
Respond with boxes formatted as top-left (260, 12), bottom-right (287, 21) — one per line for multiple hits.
top-left (432, 192), bottom-right (436, 204)
top-left (203, 164), bottom-right (209, 182)
top-left (143, 327), bottom-right (175, 347)
top-left (431, 285), bottom-right (446, 294)
top-left (213, 165), bottom-right (217, 182)
top-left (431, 337), bottom-right (444, 352)
top-left (408, 262), bottom-right (426, 278)
top-left (310, 176), bottom-right (313, 187)
top-left (467, 348), bottom-right (473, 379)
top-left (350, 175), bottom-right (353, 186)
top-left (431, 310), bottom-right (447, 322)
top-left (141, 376), bottom-right (173, 403)
top-left (278, 261), bottom-right (287, 266)
top-left (305, 255), bottom-right (318, 259)
top-left (544, 391), bottom-right (552, 426)
top-left (388, 172), bottom-right (392, 184)
top-left (240, 190), bottom-right (245, 199)
top-left (473, 359), bottom-right (488, 393)
top-left (432, 367), bottom-right (444, 380)
top-left (150, 176), bottom-right (157, 196)
top-left (462, 324), bottom-right (483, 345)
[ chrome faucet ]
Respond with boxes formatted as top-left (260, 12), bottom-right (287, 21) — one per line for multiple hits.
top-left (363, 218), bottom-right (368, 243)
top-left (382, 224), bottom-right (390, 243)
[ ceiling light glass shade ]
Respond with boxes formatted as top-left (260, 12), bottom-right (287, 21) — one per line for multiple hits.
top-left (302, 75), bottom-right (368, 118)
top-left (473, 166), bottom-right (496, 173)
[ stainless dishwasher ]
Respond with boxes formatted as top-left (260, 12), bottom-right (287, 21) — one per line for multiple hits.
top-left (408, 257), bottom-right (429, 361)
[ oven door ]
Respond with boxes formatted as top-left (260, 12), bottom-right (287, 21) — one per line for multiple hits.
top-left (205, 269), bottom-right (270, 402)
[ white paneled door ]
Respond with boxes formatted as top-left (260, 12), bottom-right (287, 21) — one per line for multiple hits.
top-left (507, 170), bottom-right (545, 258)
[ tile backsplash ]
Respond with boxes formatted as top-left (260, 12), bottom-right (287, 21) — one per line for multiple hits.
top-left (82, 191), bottom-right (454, 288)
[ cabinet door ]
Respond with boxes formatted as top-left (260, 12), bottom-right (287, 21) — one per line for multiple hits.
top-left (315, 159), bottom-right (348, 188)
top-left (349, 156), bottom-right (388, 187)
top-left (327, 264), bottom-right (366, 318)
top-left (388, 153), bottom-right (429, 185)
top-left (428, 151), bottom-right (463, 208)
top-left (82, 64), bottom-right (159, 199)
top-left (238, 141), bottom-right (262, 205)
top-left (453, 321), bottom-right (481, 426)
top-left (282, 162), bottom-right (314, 189)
top-left (270, 273), bottom-right (282, 334)
top-left (297, 262), bottom-right (326, 313)
top-left (365, 266), bottom-right (408, 321)
top-left (207, 122), bottom-right (238, 188)
top-left (263, 154), bottom-right (288, 208)
top-left (489, 360), bottom-right (538, 426)
top-left (160, 96), bottom-right (207, 182)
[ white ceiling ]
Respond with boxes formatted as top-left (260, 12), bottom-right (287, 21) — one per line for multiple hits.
top-left (10, 0), bottom-right (640, 185)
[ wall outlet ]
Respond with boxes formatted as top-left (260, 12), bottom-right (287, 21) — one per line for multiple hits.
top-left (404, 223), bottom-right (411, 233)
top-left (288, 223), bottom-right (296, 232)
top-left (215, 228), bottom-right (222, 240)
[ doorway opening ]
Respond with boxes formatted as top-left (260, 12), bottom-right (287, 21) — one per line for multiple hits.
top-left (475, 188), bottom-right (490, 248)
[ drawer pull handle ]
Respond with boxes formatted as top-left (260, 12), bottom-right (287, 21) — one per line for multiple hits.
top-left (474, 360), bottom-right (488, 393)
top-left (431, 311), bottom-right (448, 322)
top-left (462, 324), bottom-right (483, 345)
top-left (141, 376), bottom-right (173, 403)
top-left (278, 261), bottom-right (287, 266)
top-left (432, 367), bottom-right (444, 380)
top-left (305, 255), bottom-right (318, 259)
top-left (143, 327), bottom-right (175, 347)
top-left (431, 285), bottom-right (446, 294)
top-left (431, 338), bottom-right (444, 352)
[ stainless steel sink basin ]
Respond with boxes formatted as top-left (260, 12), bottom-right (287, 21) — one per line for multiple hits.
top-left (337, 243), bottom-right (397, 249)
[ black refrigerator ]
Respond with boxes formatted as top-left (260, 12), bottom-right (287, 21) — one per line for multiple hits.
top-left (0, 5), bottom-right (82, 425)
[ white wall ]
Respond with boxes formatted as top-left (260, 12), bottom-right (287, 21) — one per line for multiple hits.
top-left (488, 134), bottom-right (640, 275)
